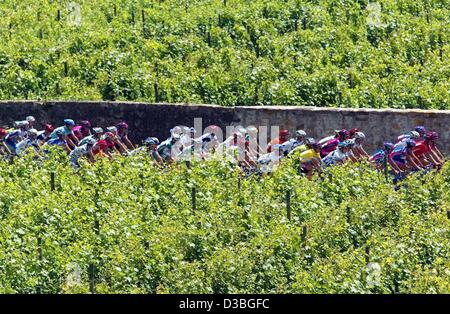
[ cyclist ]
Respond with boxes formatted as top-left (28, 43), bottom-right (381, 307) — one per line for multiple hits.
top-left (348, 132), bottom-right (370, 160)
top-left (157, 134), bottom-right (181, 162)
top-left (412, 131), bottom-right (444, 168)
top-left (389, 139), bottom-right (423, 172)
top-left (322, 141), bottom-right (352, 167)
top-left (257, 143), bottom-right (284, 174)
top-left (396, 130), bottom-right (420, 144)
top-left (69, 138), bottom-right (96, 169)
top-left (116, 122), bottom-right (135, 150)
top-left (369, 143), bottom-right (402, 174)
top-left (267, 129), bottom-right (289, 153)
top-left (3, 127), bottom-right (24, 155)
top-left (79, 127), bottom-right (104, 146)
top-left (281, 130), bottom-right (307, 156)
top-left (16, 129), bottom-right (40, 155)
top-left (0, 128), bottom-right (10, 155)
top-left (298, 141), bottom-right (322, 180)
top-left (37, 124), bottom-right (54, 144)
top-left (320, 129), bottom-right (349, 158)
top-left (43, 129), bottom-right (71, 153)
top-left (73, 120), bottom-right (92, 140)
top-left (102, 131), bottom-right (128, 156)
top-left (50, 119), bottom-right (79, 149)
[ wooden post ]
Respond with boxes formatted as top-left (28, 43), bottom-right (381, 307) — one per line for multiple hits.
top-left (113, 4), bottom-right (117, 16)
top-left (141, 9), bottom-right (146, 32)
top-left (447, 210), bottom-right (450, 220)
top-left (302, 16), bottom-right (307, 30)
top-left (64, 61), bottom-right (68, 77)
top-left (301, 225), bottom-right (308, 242)
top-left (383, 154), bottom-right (388, 182)
top-left (37, 237), bottom-right (43, 294)
top-left (346, 206), bottom-right (351, 225)
top-left (89, 263), bottom-right (95, 294)
top-left (131, 8), bottom-right (135, 25)
top-left (192, 187), bottom-right (196, 212)
top-left (286, 190), bottom-right (291, 220)
top-left (56, 82), bottom-right (61, 95)
top-left (365, 246), bottom-right (370, 264)
top-left (50, 172), bottom-right (55, 191)
top-left (223, 0), bottom-right (227, 6)
top-left (56, 9), bottom-right (61, 21)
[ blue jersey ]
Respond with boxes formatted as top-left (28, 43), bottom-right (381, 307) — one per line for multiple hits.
top-left (369, 150), bottom-right (386, 165)
top-left (47, 138), bottom-right (67, 147)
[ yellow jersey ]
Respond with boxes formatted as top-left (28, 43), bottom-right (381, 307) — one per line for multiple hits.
top-left (299, 149), bottom-right (321, 162)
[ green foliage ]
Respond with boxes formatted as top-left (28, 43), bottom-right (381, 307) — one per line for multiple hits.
top-left (0, 0), bottom-right (448, 108)
top-left (0, 151), bottom-right (449, 293)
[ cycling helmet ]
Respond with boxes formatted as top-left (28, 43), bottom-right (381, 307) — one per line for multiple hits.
top-left (349, 128), bottom-right (359, 137)
top-left (28, 129), bottom-right (38, 136)
top-left (64, 119), bottom-right (75, 126)
top-left (305, 137), bottom-right (316, 145)
top-left (383, 142), bottom-right (395, 151)
top-left (80, 120), bottom-right (91, 128)
top-left (45, 124), bottom-right (54, 133)
top-left (355, 132), bottom-right (365, 139)
top-left (145, 137), bottom-right (160, 145)
top-left (116, 122), bottom-right (129, 129)
top-left (104, 132), bottom-right (115, 140)
top-left (106, 126), bottom-right (117, 133)
top-left (425, 131), bottom-right (438, 141)
top-left (26, 116), bottom-right (36, 123)
top-left (207, 125), bottom-right (220, 133)
top-left (295, 130), bottom-right (307, 137)
top-left (415, 126), bottom-right (426, 135)
top-left (190, 127), bottom-right (197, 134)
top-left (406, 139), bottom-right (416, 148)
top-left (311, 142), bottom-right (321, 150)
top-left (93, 127), bottom-right (104, 134)
top-left (170, 126), bottom-right (182, 135)
top-left (0, 128), bottom-right (7, 137)
top-left (279, 129), bottom-right (289, 137)
top-left (409, 131), bottom-right (420, 139)
top-left (338, 129), bottom-right (349, 139)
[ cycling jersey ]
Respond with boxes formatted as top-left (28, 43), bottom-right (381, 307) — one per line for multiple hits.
top-left (389, 147), bottom-right (408, 165)
top-left (73, 126), bottom-right (91, 140)
top-left (281, 139), bottom-right (304, 156)
top-left (69, 144), bottom-right (90, 168)
top-left (79, 135), bottom-right (98, 146)
top-left (50, 126), bottom-right (73, 139)
top-left (318, 135), bottom-right (335, 145)
top-left (369, 150), bottom-right (387, 166)
top-left (157, 138), bottom-right (178, 160)
top-left (320, 138), bottom-right (340, 158)
top-left (36, 130), bottom-right (50, 142)
top-left (322, 148), bottom-right (347, 166)
top-left (16, 139), bottom-right (39, 155)
top-left (47, 138), bottom-right (67, 147)
top-left (412, 140), bottom-right (431, 157)
top-left (299, 149), bottom-right (321, 163)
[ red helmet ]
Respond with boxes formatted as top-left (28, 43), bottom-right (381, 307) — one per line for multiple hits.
top-left (80, 120), bottom-right (91, 128)
top-left (279, 129), bottom-right (289, 136)
top-left (45, 124), bottom-right (54, 133)
top-left (349, 128), bottom-right (359, 137)
top-left (0, 128), bottom-right (7, 137)
top-left (116, 122), bottom-right (129, 129)
top-left (425, 131), bottom-right (438, 141)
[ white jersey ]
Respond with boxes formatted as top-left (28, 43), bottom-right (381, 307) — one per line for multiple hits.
top-left (280, 139), bottom-right (303, 155)
top-left (16, 138), bottom-right (38, 155)
top-left (69, 144), bottom-right (89, 162)
top-left (257, 151), bottom-right (282, 173)
top-left (322, 148), bottom-right (347, 166)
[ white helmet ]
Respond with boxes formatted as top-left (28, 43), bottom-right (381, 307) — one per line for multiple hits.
top-left (93, 127), bottom-right (104, 134)
top-left (355, 132), bottom-right (365, 139)
top-left (106, 126), bottom-right (117, 133)
top-left (409, 131), bottom-right (420, 139)
top-left (170, 126), bottom-right (182, 135)
top-left (28, 128), bottom-right (38, 136)
top-left (235, 126), bottom-right (247, 134)
top-left (26, 116), bottom-right (36, 123)
top-left (295, 130), bottom-right (307, 137)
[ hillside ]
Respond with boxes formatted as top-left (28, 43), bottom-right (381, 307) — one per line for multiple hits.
top-left (0, 0), bottom-right (448, 108)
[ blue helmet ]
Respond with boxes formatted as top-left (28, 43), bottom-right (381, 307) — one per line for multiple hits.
top-left (64, 119), bottom-right (75, 126)
top-left (415, 126), bottom-right (426, 135)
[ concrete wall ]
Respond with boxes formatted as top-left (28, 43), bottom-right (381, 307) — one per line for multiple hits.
top-left (1, 101), bottom-right (449, 154)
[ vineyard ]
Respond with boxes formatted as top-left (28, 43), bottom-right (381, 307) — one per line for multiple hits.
top-left (0, 0), bottom-right (448, 108)
top-left (0, 148), bottom-right (449, 293)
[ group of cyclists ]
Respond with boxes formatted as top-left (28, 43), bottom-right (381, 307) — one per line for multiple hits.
top-left (0, 116), bottom-right (445, 183)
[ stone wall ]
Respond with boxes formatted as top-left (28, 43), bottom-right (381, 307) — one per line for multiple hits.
top-left (1, 101), bottom-right (449, 154)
